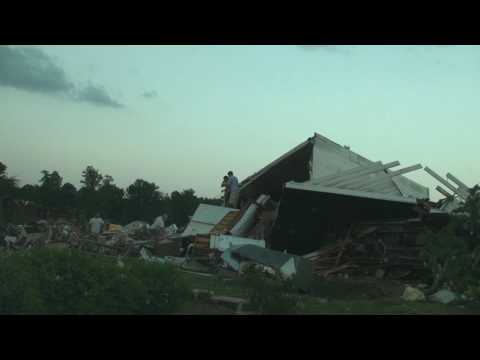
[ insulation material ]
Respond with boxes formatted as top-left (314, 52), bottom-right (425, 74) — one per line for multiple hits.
top-left (182, 204), bottom-right (239, 237)
top-left (210, 234), bottom-right (265, 252)
top-left (230, 195), bottom-right (270, 237)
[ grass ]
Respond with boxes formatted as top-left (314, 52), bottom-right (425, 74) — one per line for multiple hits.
top-left (179, 270), bottom-right (480, 314)
top-left (298, 297), bottom-right (479, 314)
top-left (0, 248), bottom-right (191, 314)
top-left (179, 271), bottom-right (249, 298)
top-left (3, 248), bottom-right (479, 315)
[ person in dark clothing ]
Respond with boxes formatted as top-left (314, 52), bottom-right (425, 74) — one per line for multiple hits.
top-left (221, 175), bottom-right (230, 206)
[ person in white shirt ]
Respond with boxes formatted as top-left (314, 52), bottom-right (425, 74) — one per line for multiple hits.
top-left (89, 214), bottom-right (105, 235)
top-left (227, 171), bottom-right (240, 208)
top-left (151, 214), bottom-right (168, 240)
top-left (151, 214), bottom-right (167, 230)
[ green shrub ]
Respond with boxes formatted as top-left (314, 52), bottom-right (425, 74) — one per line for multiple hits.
top-left (0, 248), bottom-right (190, 314)
top-left (418, 224), bottom-right (480, 297)
top-left (241, 266), bottom-right (298, 314)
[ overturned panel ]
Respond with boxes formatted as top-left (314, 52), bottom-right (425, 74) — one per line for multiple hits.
top-left (311, 134), bottom-right (375, 180)
top-left (311, 133), bottom-right (428, 199)
top-left (270, 185), bottom-right (421, 255)
top-left (239, 138), bottom-right (314, 201)
top-left (210, 234), bottom-right (265, 252)
top-left (182, 204), bottom-right (239, 237)
top-left (392, 176), bottom-right (429, 199)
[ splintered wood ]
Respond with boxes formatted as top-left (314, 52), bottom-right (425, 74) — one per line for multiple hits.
top-left (305, 220), bottom-right (426, 279)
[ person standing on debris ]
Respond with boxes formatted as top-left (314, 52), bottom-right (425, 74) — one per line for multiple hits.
top-left (227, 171), bottom-right (240, 208)
top-left (221, 175), bottom-right (230, 206)
top-left (151, 214), bottom-right (167, 230)
top-left (151, 214), bottom-right (168, 240)
top-left (89, 213), bottom-right (105, 235)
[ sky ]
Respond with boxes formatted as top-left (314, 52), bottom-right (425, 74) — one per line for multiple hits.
top-left (1, 45), bottom-right (479, 200)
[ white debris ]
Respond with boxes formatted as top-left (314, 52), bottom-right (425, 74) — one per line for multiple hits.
top-left (140, 247), bottom-right (166, 264)
top-left (430, 289), bottom-right (457, 304)
top-left (210, 234), bottom-right (265, 252)
top-left (402, 286), bottom-right (426, 302)
top-left (4, 236), bottom-right (17, 245)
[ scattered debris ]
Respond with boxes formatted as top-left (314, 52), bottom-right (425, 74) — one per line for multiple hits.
top-left (430, 289), bottom-right (458, 304)
top-left (3, 132), bottom-right (476, 312)
top-left (402, 286), bottom-right (426, 302)
top-left (229, 245), bottom-right (313, 291)
top-left (210, 234), bottom-right (266, 252)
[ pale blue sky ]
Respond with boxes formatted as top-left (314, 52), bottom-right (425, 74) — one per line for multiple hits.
top-left (1, 45), bottom-right (479, 199)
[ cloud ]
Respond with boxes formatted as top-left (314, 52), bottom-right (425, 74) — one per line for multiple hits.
top-left (0, 46), bottom-right (73, 93)
top-left (0, 45), bottom-right (123, 109)
top-left (75, 85), bottom-right (123, 108)
top-left (141, 90), bottom-right (158, 99)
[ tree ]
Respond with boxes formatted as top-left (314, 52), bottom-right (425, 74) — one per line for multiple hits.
top-left (37, 170), bottom-right (64, 209)
top-left (97, 176), bottom-right (125, 223)
top-left (102, 175), bottom-right (114, 187)
top-left (60, 183), bottom-right (78, 209)
top-left (125, 179), bottom-right (164, 223)
top-left (0, 161), bottom-right (18, 197)
top-left (19, 184), bottom-right (40, 202)
top-left (454, 185), bottom-right (480, 241)
top-left (78, 166), bottom-right (103, 218)
top-left (167, 189), bottom-right (200, 227)
top-left (80, 166), bottom-right (103, 191)
top-left (39, 170), bottom-right (63, 191)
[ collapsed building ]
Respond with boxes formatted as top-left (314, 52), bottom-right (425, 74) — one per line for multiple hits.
top-left (182, 132), bottom-right (474, 280)
top-left (238, 132), bottom-right (435, 254)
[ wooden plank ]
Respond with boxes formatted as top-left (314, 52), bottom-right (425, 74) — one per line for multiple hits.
top-left (436, 186), bottom-right (453, 198)
top-left (310, 161), bottom-right (383, 185)
top-left (320, 161), bottom-right (400, 187)
top-left (446, 173), bottom-right (470, 193)
top-left (353, 164), bottom-right (423, 191)
top-left (425, 167), bottom-right (469, 200)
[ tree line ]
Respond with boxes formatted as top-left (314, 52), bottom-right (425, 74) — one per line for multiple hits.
top-left (0, 162), bottom-right (221, 227)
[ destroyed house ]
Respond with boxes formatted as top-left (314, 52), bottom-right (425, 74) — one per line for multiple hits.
top-left (238, 133), bottom-right (432, 254)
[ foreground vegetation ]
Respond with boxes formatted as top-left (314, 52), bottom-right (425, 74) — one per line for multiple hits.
top-left (1, 247), bottom-right (479, 315)
top-left (0, 248), bottom-right (190, 314)
top-left (178, 270), bottom-right (480, 314)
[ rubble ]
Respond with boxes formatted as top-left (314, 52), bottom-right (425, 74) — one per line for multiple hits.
top-left (228, 245), bottom-right (314, 291)
top-left (429, 289), bottom-right (458, 304)
top-left (301, 219), bottom-right (431, 280)
top-left (210, 234), bottom-right (266, 252)
top-left (2, 132), bottom-right (476, 310)
top-left (402, 286), bottom-right (426, 302)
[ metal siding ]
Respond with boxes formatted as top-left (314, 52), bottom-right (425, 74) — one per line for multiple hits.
top-left (311, 135), bottom-right (428, 198)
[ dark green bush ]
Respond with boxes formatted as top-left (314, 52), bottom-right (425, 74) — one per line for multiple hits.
top-left (0, 248), bottom-right (190, 314)
top-left (418, 223), bottom-right (480, 297)
top-left (241, 266), bottom-right (298, 314)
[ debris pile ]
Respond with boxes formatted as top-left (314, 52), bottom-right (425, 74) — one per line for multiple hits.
top-left (303, 219), bottom-right (430, 279)
top-left (0, 216), bottom-right (184, 259)
top-left (2, 132), bottom-right (476, 305)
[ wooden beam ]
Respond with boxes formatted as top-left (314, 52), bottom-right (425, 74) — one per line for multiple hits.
top-left (424, 167), bottom-right (468, 200)
top-left (446, 173), bottom-right (470, 193)
top-left (353, 164), bottom-right (423, 191)
top-left (325, 161), bottom-right (400, 188)
top-left (311, 161), bottom-right (383, 185)
top-left (436, 186), bottom-right (453, 198)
